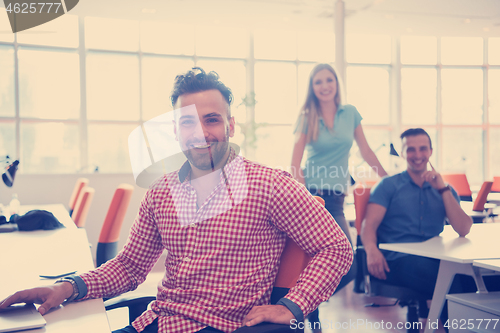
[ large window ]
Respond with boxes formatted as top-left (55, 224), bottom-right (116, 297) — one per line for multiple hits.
top-left (0, 45), bottom-right (15, 117)
top-left (18, 48), bottom-right (80, 120)
top-left (86, 53), bottom-right (140, 121)
top-left (0, 14), bottom-right (499, 184)
top-left (397, 35), bottom-right (499, 183)
top-left (441, 69), bottom-right (483, 125)
top-left (401, 68), bottom-right (437, 125)
top-left (345, 66), bottom-right (390, 125)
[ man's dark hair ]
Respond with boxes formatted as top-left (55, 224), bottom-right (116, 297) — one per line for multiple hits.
top-left (171, 67), bottom-right (233, 118)
top-left (400, 128), bottom-right (433, 150)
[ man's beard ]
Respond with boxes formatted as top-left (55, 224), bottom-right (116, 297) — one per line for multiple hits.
top-left (183, 131), bottom-right (230, 171)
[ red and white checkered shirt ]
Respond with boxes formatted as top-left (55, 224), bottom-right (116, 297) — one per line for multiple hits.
top-left (79, 150), bottom-right (353, 333)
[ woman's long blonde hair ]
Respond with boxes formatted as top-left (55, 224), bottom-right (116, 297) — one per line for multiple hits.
top-left (296, 63), bottom-right (342, 143)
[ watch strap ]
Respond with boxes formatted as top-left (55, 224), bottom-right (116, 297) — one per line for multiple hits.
top-left (437, 185), bottom-right (451, 194)
top-left (55, 277), bottom-right (79, 302)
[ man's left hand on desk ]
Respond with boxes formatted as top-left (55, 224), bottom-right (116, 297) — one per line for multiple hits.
top-left (0, 283), bottom-right (73, 315)
top-left (241, 304), bottom-right (294, 327)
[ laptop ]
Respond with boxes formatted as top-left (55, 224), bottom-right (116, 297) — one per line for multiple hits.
top-left (0, 304), bottom-right (46, 332)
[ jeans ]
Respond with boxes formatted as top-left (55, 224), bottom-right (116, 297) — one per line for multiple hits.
top-left (306, 189), bottom-right (357, 327)
top-left (307, 189), bottom-right (356, 291)
top-left (382, 255), bottom-right (480, 324)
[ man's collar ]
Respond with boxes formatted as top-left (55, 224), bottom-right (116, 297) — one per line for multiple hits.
top-left (178, 146), bottom-right (237, 183)
top-left (178, 160), bottom-right (192, 183)
top-left (402, 170), bottom-right (432, 188)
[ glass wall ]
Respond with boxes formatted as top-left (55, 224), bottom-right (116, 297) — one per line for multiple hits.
top-left (0, 11), bottom-right (499, 184)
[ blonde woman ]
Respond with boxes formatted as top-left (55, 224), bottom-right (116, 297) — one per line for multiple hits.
top-left (291, 64), bottom-right (387, 330)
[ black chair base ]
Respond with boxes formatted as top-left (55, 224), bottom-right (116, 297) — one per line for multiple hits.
top-left (104, 294), bottom-right (156, 324)
top-left (357, 244), bottom-right (427, 333)
top-left (233, 323), bottom-right (303, 333)
top-left (105, 287), bottom-right (303, 332)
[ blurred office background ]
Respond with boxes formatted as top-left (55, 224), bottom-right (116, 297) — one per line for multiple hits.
top-left (0, 0), bottom-right (499, 258)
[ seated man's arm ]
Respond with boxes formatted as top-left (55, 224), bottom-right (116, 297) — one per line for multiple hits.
top-left (1, 190), bottom-right (164, 313)
top-left (421, 170), bottom-right (472, 237)
top-left (78, 189), bottom-right (164, 300)
top-left (243, 172), bottom-right (353, 327)
top-left (441, 188), bottom-right (472, 236)
top-left (360, 203), bottom-right (389, 280)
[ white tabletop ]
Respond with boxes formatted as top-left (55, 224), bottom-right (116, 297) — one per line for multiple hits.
top-left (460, 201), bottom-right (497, 211)
top-left (473, 259), bottom-right (500, 272)
top-left (344, 203), bottom-right (356, 224)
top-left (379, 223), bottom-right (500, 264)
top-left (488, 192), bottom-right (500, 202)
top-left (0, 206), bottom-right (111, 332)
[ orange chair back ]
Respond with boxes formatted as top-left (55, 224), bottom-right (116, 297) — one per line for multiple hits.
top-left (353, 186), bottom-right (371, 235)
top-left (441, 174), bottom-right (472, 199)
top-left (273, 196), bottom-right (324, 289)
top-left (98, 184), bottom-right (134, 243)
top-left (492, 177), bottom-right (500, 193)
top-left (472, 181), bottom-right (493, 212)
top-left (363, 180), bottom-right (379, 188)
top-left (71, 187), bottom-right (95, 228)
top-left (69, 178), bottom-right (89, 213)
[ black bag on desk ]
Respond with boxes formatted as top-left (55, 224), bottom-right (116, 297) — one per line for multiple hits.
top-left (9, 210), bottom-right (65, 231)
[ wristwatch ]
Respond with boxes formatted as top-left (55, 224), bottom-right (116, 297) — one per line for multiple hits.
top-left (437, 185), bottom-right (451, 195)
top-left (55, 277), bottom-right (79, 302)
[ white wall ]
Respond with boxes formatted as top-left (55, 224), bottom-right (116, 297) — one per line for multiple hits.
top-left (1, 174), bottom-right (148, 261)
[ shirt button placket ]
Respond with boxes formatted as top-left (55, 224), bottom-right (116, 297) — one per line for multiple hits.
top-left (179, 222), bottom-right (197, 281)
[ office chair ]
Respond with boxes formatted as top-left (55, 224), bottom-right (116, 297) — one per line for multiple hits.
top-left (470, 181), bottom-right (495, 223)
top-left (488, 177), bottom-right (500, 206)
top-left (492, 177), bottom-right (500, 193)
top-left (96, 183), bottom-right (134, 267)
top-left (105, 196), bottom-right (327, 332)
top-left (68, 178), bottom-right (89, 216)
top-left (472, 181), bottom-right (493, 213)
top-left (441, 173), bottom-right (472, 202)
top-left (71, 186), bottom-right (95, 228)
top-left (353, 186), bottom-right (424, 333)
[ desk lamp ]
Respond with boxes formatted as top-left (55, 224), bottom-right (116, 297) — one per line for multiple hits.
top-left (2, 158), bottom-right (19, 187)
top-left (389, 143), bottom-right (399, 157)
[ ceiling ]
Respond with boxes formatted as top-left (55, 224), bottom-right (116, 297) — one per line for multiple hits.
top-left (3, 0), bottom-right (500, 37)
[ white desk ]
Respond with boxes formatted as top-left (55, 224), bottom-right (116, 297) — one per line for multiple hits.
top-left (0, 205), bottom-right (111, 333)
top-left (474, 259), bottom-right (500, 272)
top-left (460, 201), bottom-right (497, 212)
top-left (487, 192), bottom-right (500, 202)
top-left (459, 201), bottom-right (497, 223)
top-left (344, 203), bottom-right (356, 226)
top-left (379, 223), bottom-right (500, 333)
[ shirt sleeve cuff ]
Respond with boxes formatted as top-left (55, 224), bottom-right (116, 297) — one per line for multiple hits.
top-left (276, 297), bottom-right (304, 323)
top-left (66, 275), bottom-right (87, 301)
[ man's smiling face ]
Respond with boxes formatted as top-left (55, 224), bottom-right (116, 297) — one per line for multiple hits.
top-left (402, 134), bottom-right (433, 175)
top-left (174, 89), bottom-right (235, 172)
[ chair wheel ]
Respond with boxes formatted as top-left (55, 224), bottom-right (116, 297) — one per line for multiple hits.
top-left (406, 303), bottom-right (419, 333)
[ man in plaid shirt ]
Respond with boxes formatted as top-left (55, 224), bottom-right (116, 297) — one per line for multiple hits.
top-left (0, 68), bottom-right (353, 333)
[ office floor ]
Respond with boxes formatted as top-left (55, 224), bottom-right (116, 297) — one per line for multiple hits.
top-left (311, 282), bottom-right (446, 333)
top-left (107, 281), bottom-right (445, 333)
